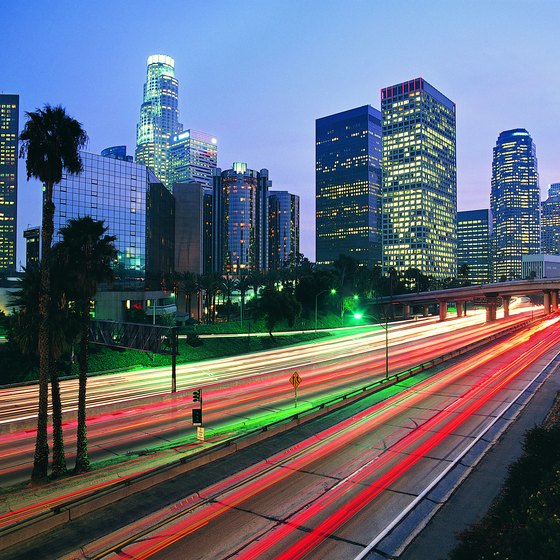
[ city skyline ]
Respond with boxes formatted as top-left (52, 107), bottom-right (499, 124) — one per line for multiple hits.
top-left (3, 1), bottom-right (560, 265)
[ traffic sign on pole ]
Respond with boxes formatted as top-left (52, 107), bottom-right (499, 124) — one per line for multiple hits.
top-left (289, 372), bottom-right (302, 408)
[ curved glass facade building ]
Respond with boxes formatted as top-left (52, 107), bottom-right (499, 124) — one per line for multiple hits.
top-left (381, 78), bottom-right (457, 279)
top-left (491, 129), bottom-right (540, 280)
top-left (135, 54), bottom-right (182, 189)
top-left (212, 163), bottom-right (270, 274)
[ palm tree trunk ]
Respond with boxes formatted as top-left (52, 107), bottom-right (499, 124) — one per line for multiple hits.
top-left (50, 351), bottom-right (67, 478)
top-left (32, 187), bottom-right (54, 483)
top-left (74, 304), bottom-right (90, 473)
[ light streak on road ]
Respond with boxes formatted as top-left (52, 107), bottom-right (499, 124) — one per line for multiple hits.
top-left (82, 315), bottom-right (560, 560)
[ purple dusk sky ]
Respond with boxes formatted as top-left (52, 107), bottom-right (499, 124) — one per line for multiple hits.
top-left (3, 0), bottom-right (560, 265)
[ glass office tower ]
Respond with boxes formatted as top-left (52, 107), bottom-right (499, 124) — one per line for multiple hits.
top-left (491, 129), bottom-right (540, 280)
top-left (169, 130), bottom-right (218, 188)
top-left (541, 183), bottom-right (560, 255)
top-left (212, 163), bottom-right (270, 275)
top-left (315, 105), bottom-right (382, 267)
top-left (23, 226), bottom-right (40, 270)
top-left (457, 209), bottom-right (492, 284)
top-left (381, 78), bottom-right (457, 278)
top-left (268, 191), bottom-right (300, 270)
top-left (136, 54), bottom-right (182, 189)
top-left (53, 151), bottom-right (174, 288)
top-left (0, 94), bottom-right (18, 273)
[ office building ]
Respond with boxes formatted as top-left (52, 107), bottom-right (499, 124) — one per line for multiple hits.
top-left (169, 130), bottom-right (218, 187)
top-left (174, 181), bottom-right (212, 276)
top-left (23, 226), bottom-right (40, 270)
top-left (53, 151), bottom-right (174, 289)
top-left (491, 129), bottom-right (540, 281)
top-left (381, 78), bottom-right (457, 278)
top-left (268, 191), bottom-right (300, 270)
top-left (135, 54), bottom-right (182, 188)
top-left (101, 145), bottom-right (133, 162)
top-left (541, 183), bottom-right (560, 255)
top-left (457, 209), bottom-right (491, 284)
top-left (315, 105), bottom-right (382, 267)
top-left (522, 254), bottom-right (560, 279)
top-left (0, 94), bottom-right (18, 273)
top-left (212, 163), bottom-right (270, 275)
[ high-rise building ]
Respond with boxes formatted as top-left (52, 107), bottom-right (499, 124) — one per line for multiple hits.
top-left (53, 151), bottom-right (174, 289)
top-left (174, 181), bottom-right (212, 276)
top-left (135, 54), bottom-right (182, 189)
top-left (381, 78), bottom-right (457, 278)
top-left (23, 226), bottom-right (40, 270)
top-left (0, 94), bottom-right (18, 273)
top-left (457, 209), bottom-right (492, 284)
top-left (315, 105), bottom-right (382, 267)
top-left (268, 191), bottom-right (300, 270)
top-left (212, 163), bottom-right (270, 275)
top-left (541, 183), bottom-right (560, 255)
top-left (491, 129), bottom-right (540, 281)
top-left (169, 130), bottom-right (218, 187)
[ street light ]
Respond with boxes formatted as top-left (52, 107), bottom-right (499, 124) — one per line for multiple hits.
top-left (315, 289), bottom-right (336, 332)
top-left (354, 309), bottom-right (389, 379)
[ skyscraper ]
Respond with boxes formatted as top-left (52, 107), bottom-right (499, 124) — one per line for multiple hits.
top-left (491, 129), bottom-right (540, 280)
top-left (212, 163), bottom-right (270, 275)
top-left (169, 130), bottom-right (218, 188)
top-left (268, 191), bottom-right (300, 270)
top-left (541, 183), bottom-right (560, 255)
top-left (0, 94), bottom-right (18, 273)
top-left (53, 151), bottom-right (174, 288)
top-left (457, 209), bottom-right (492, 284)
top-left (135, 54), bottom-right (182, 189)
top-left (381, 78), bottom-right (457, 278)
top-left (315, 105), bottom-right (382, 267)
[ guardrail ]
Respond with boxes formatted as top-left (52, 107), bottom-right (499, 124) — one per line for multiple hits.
top-left (0, 317), bottom-right (535, 553)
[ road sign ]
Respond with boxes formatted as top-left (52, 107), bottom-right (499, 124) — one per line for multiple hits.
top-left (192, 408), bottom-right (202, 425)
top-left (289, 372), bottom-right (301, 389)
top-left (197, 427), bottom-right (205, 441)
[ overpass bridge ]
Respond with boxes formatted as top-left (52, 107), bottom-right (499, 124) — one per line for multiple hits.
top-left (380, 279), bottom-right (560, 322)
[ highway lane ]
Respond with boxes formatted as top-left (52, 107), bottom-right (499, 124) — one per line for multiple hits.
top-left (84, 315), bottom-right (560, 560)
top-left (0, 307), bottom-right (537, 426)
top-left (0, 308), bottom-right (540, 487)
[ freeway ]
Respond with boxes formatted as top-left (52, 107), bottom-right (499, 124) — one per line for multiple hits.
top-left (62, 314), bottom-right (560, 559)
top-left (0, 307), bottom-right (539, 489)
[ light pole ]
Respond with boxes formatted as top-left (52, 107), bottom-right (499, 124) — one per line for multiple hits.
top-left (315, 289), bottom-right (335, 332)
top-left (354, 309), bottom-right (389, 379)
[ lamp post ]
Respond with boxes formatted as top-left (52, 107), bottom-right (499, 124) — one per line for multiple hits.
top-left (315, 289), bottom-right (336, 332)
top-left (354, 309), bottom-right (389, 379)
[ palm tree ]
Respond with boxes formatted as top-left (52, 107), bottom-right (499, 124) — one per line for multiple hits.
top-left (180, 271), bottom-right (199, 319)
top-left (11, 263), bottom-right (77, 477)
top-left (237, 274), bottom-right (251, 327)
top-left (57, 217), bottom-right (116, 473)
top-left (198, 273), bottom-right (220, 323)
top-left (19, 105), bottom-right (88, 483)
top-left (219, 275), bottom-right (237, 321)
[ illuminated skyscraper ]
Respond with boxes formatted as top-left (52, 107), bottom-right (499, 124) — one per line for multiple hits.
top-left (169, 130), bottom-right (218, 187)
top-left (491, 129), bottom-right (540, 280)
top-left (457, 209), bottom-right (492, 284)
top-left (212, 163), bottom-right (270, 275)
top-left (268, 191), bottom-right (300, 270)
top-left (381, 78), bottom-right (456, 278)
top-left (541, 183), bottom-right (560, 255)
top-left (0, 94), bottom-right (18, 273)
top-left (315, 105), bottom-right (382, 267)
top-left (135, 54), bottom-right (182, 189)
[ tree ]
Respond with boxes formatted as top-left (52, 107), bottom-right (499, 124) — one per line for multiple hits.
top-left (19, 105), bottom-right (88, 483)
top-left (458, 263), bottom-right (470, 286)
top-left (57, 217), bottom-right (116, 473)
top-left (180, 271), bottom-right (198, 318)
top-left (198, 272), bottom-right (220, 324)
top-left (256, 286), bottom-right (302, 336)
